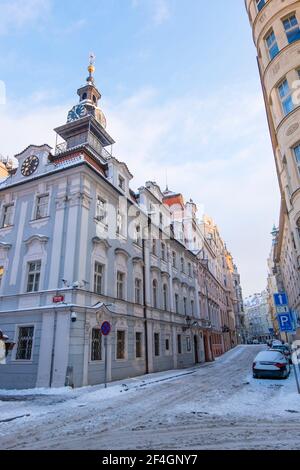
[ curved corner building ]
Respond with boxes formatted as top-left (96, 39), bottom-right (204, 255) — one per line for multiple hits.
top-left (246, 0), bottom-right (300, 332)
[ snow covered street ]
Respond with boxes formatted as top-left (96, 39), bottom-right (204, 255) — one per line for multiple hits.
top-left (1, 345), bottom-right (300, 450)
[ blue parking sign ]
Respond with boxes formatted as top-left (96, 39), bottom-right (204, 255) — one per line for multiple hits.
top-left (277, 312), bottom-right (294, 332)
top-left (274, 293), bottom-right (288, 307)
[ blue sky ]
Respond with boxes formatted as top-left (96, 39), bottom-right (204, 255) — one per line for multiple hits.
top-left (0, 0), bottom-right (280, 296)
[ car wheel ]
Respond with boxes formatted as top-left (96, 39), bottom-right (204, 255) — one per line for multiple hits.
top-left (253, 374), bottom-right (258, 379)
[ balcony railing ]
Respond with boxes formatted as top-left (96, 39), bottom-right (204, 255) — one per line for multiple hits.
top-left (55, 140), bottom-right (112, 160)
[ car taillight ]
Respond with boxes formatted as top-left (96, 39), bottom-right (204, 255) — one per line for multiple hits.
top-left (275, 363), bottom-right (285, 369)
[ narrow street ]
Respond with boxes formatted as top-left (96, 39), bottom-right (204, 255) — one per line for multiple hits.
top-left (0, 345), bottom-right (300, 450)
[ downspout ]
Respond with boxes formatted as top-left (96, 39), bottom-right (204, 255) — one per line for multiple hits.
top-left (49, 308), bottom-right (58, 388)
top-left (142, 236), bottom-right (149, 375)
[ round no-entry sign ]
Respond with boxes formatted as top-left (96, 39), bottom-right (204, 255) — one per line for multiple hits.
top-left (101, 321), bottom-right (111, 336)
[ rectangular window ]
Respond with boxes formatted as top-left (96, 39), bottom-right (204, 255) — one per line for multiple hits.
top-left (16, 326), bottom-right (34, 360)
top-left (154, 333), bottom-right (160, 356)
top-left (183, 297), bottom-right (187, 315)
top-left (191, 299), bottom-right (194, 316)
top-left (116, 330), bottom-right (126, 359)
top-left (165, 337), bottom-right (170, 352)
top-left (35, 195), bottom-right (49, 220)
top-left (118, 175), bottom-right (125, 191)
top-left (175, 293), bottom-right (179, 314)
top-left (91, 328), bottom-right (102, 361)
top-left (177, 334), bottom-right (182, 354)
top-left (186, 336), bottom-right (191, 352)
top-left (294, 144), bottom-right (300, 173)
top-left (152, 239), bottom-right (156, 256)
top-left (181, 257), bottom-right (185, 273)
top-left (94, 262), bottom-right (104, 295)
top-left (96, 196), bottom-right (107, 222)
top-left (117, 271), bottom-right (125, 300)
top-left (134, 225), bottom-right (142, 246)
top-left (265, 30), bottom-right (279, 60)
top-left (172, 251), bottom-right (176, 268)
top-left (188, 262), bottom-right (192, 277)
top-left (283, 14), bottom-right (300, 44)
top-left (1, 203), bottom-right (14, 228)
top-left (27, 261), bottom-right (41, 293)
top-left (256, 0), bottom-right (265, 12)
top-left (135, 278), bottom-right (142, 304)
top-left (135, 332), bottom-right (143, 358)
top-left (163, 284), bottom-right (168, 310)
top-left (0, 266), bottom-right (3, 288)
top-left (278, 79), bottom-right (293, 116)
top-left (161, 242), bottom-right (166, 261)
top-left (116, 208), bottom-right (125, 236)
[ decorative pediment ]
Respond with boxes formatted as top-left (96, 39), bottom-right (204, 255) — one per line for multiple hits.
top-left (94, 302), bottom-right (114, 324)
top-left (150, 265), bottom-right (161, 273)
top-left (0, 242), bottom-right (12, 251)
top-left (132, 256), bottom-right (144, 266)
top-left (15, 144), bottom-right (52, 161)
top-left (115, 248), bottom-right (130, 259)
top-left (24, 235), bottom-right (49, 246)
top-left (92, 237), bottom-right (111, 250)
top-left (172, 277), bottom-right (181, 284)
top-left (161, 271), bottom-right (170, 279)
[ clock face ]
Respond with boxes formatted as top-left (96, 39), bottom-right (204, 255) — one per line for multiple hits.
top-left (67, 104), bottom-right (87, 122)
top-left (21, 155), bottom-right (39, 177)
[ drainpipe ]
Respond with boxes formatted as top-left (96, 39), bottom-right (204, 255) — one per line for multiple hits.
top-left (49, 308), bottom-right (58, 388)
top-left (142, 237), bottom-right (149, 375)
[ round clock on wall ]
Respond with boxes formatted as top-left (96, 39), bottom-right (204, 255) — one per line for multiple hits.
top-left (21, 155), bottom-right (39, 176)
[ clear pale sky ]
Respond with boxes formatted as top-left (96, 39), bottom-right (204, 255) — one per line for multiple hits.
top-left (0, 0), bottom-right (280, 297)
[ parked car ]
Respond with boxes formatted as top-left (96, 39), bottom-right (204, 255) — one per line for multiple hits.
top-left (253, 350), bottom-right (290, 379)
top-left (270, 344), bottom-right (292, 364)
top-left (252, 339), bottom-right (259, 344)
top-left (272, 339), bottom-right (283, 347)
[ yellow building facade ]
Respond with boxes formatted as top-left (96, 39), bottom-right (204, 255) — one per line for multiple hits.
top-left (246, 0), bottom-right (300, 335)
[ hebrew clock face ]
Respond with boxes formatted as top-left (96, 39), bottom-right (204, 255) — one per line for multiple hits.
top-left (21, 155), bottom-right (39, 177)
top-left (67, 104), bottom-right (87, 122)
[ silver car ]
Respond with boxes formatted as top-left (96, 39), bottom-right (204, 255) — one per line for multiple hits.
top-left (253, 350), bottom-right (290, 379)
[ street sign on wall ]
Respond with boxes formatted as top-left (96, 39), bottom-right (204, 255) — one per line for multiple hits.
top-left (277, 312), bottom-right (295, 333)
top-left (274, 293), bottom-right (288, 307)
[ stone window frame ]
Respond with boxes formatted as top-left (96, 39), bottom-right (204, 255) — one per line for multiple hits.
top-left (11, 323), bottom-right (37, 363)
top-left (90, 327), bottom-right (103, 363)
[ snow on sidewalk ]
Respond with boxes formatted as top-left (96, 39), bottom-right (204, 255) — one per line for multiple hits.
top-left (175, 370), bottom-right (300, 419)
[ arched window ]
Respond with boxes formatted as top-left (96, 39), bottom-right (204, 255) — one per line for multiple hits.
top-left (153, 279), bottom-right (158, 309)
top-left (93, 95), bottom-right (97, 104)
top-left (163, 284), bottom-right (168, 310)
top-left (82, 92), bottom-right (87, 100)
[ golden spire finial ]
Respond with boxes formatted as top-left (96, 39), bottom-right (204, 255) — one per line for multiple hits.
top-left (87, 52), bottom-right (96, 79)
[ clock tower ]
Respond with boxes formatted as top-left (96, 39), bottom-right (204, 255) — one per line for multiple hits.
top-left (53, 54), bottom-right (114, 170)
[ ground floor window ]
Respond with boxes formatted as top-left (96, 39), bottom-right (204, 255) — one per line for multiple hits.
top-left (154, 333), bottom-right (160, 356)
top-left (116, 330), bottom-right (126, 359)
top-left (135, 332), bottom-right (143, 358)
top-left (16, 326), bottom-right (34, 360)
top-left (186, 336), bottom-right (191, 352)
top-left (91, 328), bottom-right (102, 361)
top-left (177, 334), bottom-right (182, 354)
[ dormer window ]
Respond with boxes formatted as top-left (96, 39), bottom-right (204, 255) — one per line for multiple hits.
top-left (118, 175), bottom-right (125, 191)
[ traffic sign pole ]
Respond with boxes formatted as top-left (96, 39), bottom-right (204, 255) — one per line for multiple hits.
top-left (100, 321), bottom-right (111, 389)
top-left (104, 336), bottom-right (108, 389)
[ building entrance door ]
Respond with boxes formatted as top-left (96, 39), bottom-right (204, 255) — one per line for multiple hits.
top-left (194, 335), bottom-right (199, 364)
